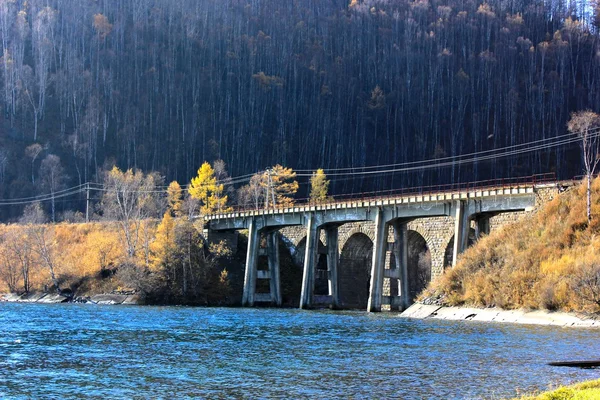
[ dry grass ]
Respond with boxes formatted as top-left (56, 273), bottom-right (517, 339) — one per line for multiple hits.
top-left (0, 221), bottom-right (142, 295)
top-left (421, 178), bottom-right (600, 313)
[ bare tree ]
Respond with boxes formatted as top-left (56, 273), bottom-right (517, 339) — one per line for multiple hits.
top-left (39, 154), bottom-right (67, 222)
top-left (0, 233), bottom-right (20, 292)
top-left (100, 166), bottom-right (161, 259)
top-left (0, 148), bottom-right (8, 185)
top-left (568, 110), bottom-right (600, 223)
top-left (3, 229), bottom-right (33, 293)
top-left (20, 203), bottom-right (61, 293)
top-left (25, 143), bottom-right (43, 184)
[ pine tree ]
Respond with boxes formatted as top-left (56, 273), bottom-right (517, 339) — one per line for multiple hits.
top-left (309, 168), bottom-right (330, 203)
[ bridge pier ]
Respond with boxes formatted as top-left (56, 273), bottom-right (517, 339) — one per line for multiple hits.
top-left (368, 208), bottom-right (388, 312)
top-left (325, 226), bottom-right (340, 309)
top-left (392, 221), bottom-right (410, 311)
top-left (242, 217), bottom-right (259, 306)
top-left (300, 213), bottom-right (318, 309)
top-left (452, 200), bottom-right (470, 267)
top-left (267, 231), bottom-right (282, 306)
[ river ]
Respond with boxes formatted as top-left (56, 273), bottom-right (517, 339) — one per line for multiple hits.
top-left (0, 303), bottom-right (598, 399)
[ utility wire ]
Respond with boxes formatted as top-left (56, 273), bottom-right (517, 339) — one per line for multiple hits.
top-left (0, 129), bottom-right (594, 205)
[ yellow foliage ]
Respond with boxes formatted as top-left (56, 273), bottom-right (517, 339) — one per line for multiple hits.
top-left (150, 212), bottom-right (177, 272)
top-left (189, 162), bottom-right (230, 215)
top-left (167, 181), bottom-right (183, 217)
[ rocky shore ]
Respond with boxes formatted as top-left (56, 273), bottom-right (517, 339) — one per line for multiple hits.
top-left (1, 292), bottom-right (143, 305)
top-left (400, 303), bottom-right (600, 328)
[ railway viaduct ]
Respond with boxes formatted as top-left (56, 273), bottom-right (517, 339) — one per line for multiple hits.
top-left (205, 179), bottom-right (563, 312)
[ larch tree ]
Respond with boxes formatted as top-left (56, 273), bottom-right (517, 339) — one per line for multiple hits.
top-left (568, 110), bottom-right (600, 223)
top-left (264, 165), bottom-right (298, 209)
top-left (150, 211), bottom-right (177, 277)
top-left (167, 181), bottom-right (183, 217)
top-left (309, 168), bottom-right (330, 204)
top-left (189, 161), bottom-right (229, 215)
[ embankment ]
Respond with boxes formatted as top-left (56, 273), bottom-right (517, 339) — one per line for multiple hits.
top-left (1, 292), bottom-right (142, 305)
top-left (401, 303), bottom-right (600, 328)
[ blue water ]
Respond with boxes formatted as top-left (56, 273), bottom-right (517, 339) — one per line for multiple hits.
top-left (0, 304), bottom-right (598, 399)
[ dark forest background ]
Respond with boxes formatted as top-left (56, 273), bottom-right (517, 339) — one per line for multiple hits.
top-left (0, 0), bottom-right (599, 220)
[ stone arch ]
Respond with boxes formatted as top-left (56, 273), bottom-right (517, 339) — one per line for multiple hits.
top-left (338, 223), bottom-right (375, 253)
top-left (405, 230), bottom-right (432, 302)
top-left (404, 223), bottom-right (436, 255)
top-left (338, 232), bottom-right (373, 309)
top-left (443, 228), bottom-right (477, 269)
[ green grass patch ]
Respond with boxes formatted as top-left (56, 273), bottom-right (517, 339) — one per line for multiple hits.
top-left (514, 379), bottom-right (600, 400)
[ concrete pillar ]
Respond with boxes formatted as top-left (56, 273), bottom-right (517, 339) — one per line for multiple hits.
top-left (267, 231), bottom-right (282, 306)
top-left (325, 226), bottom-right (339, 309)
top-left (368, 208), bottom-right (388, 312)
top-left (392, 221), bottom-right (410, 311)
top-left (242, 218), bottom-right (259, 306)
top-left (475, 215), bottom-right (490, 240)
top-left (452, 200), bottom-right (470, 267)
top-left (300, 213), bottom-right (318, 309)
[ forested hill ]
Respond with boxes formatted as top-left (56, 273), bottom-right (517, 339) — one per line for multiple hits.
top-left (0, 0), bottom-right (599, 218)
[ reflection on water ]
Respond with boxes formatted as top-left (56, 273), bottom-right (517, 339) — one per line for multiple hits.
top-left (0, 303), bottom-right (598, 399)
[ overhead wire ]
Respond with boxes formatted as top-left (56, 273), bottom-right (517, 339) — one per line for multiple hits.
top-left (0, 129), bottom-right (595, 206)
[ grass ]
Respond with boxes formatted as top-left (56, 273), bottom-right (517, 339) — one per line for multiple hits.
top-left (513, 379), bottom-right (600, 400)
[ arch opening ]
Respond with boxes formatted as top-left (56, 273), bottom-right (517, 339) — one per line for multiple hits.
top-left (406, 230), bottom-right (431, 302)
top-left (338, 232), bottom-right (373, 309)
top-left (293, 237), bottom-right (328, 295)
top-left (257, 233), bottom-right (302, 306)
top-left (443, 228), bottom-right (477, 269)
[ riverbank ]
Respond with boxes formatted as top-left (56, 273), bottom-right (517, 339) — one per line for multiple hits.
top-left (401, 303), bottom-right (600, 328)
top-left (1, 292), bottom-right (143, 305)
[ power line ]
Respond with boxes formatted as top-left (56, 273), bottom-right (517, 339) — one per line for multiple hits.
top-left (0, 129), bottom-right (594, 206)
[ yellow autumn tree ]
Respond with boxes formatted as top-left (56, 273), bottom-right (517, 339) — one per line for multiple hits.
top-left (189, 162), bottom-right (230, 215)
top-left (167, 181), bottom-right (183, 217)
top-left (150, 212), bottom-right (177, 273)
top-left (309, 168), bottom-right (330, 203)
top-left (263, 165), bottom-right (299, 208)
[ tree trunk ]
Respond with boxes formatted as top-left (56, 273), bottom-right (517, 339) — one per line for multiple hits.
top-left (588, 173), bottom-right (592, 223)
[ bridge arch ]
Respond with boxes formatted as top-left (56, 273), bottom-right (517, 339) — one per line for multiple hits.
top-left (405, 230), bottom-right (431, 301)
top-left (443, 228), bottom-right (476, 269)
top-left (339, 232), bottom-right (373, 309)
top-left (338, 225), bottom-right (375, 253)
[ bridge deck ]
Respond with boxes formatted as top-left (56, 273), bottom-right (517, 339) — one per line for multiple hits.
top-left (205, 181), bottom-right (556, 222)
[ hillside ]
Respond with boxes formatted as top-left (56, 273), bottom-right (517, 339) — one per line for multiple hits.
top-left (0, 0), bottom-right (599, 220)
top-left (421, 178), bottom-right (600, 313)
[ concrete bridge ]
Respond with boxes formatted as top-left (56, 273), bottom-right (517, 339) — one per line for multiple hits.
top-left (205, 180), bottom-right (562, 312)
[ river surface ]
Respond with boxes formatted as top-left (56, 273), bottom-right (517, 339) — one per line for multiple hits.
top-left (0, 303), bottom-right (599, 399)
